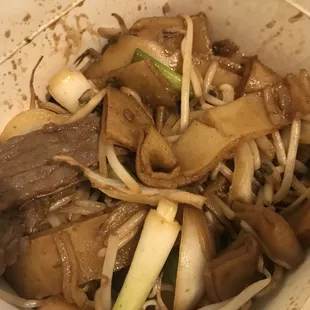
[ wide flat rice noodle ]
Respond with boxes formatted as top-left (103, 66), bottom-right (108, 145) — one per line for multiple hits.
top-left (102, 86), bottom-right (153, 150)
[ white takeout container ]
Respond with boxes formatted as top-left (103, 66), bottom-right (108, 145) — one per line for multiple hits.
top-left (1, 0), bottom-right (310, 309)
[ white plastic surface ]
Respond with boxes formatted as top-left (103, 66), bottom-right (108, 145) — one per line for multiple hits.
top-left (1, 0), bottom-right (310, 309)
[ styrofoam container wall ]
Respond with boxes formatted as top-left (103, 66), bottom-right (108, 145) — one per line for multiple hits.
top-left (1, 0), bottom-right (310, 309)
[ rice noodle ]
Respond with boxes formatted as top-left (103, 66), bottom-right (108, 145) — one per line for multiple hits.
top-left (104, 210), bottom-right (147, 246)
top-left (179, 14), bottom-right (194, 132)
top-left (272, 131), bottom-right (287, 166)
top-left (263, 182), bottom-right (273, 205)
top-left (274, 118), bottom-right (301, 203)
top-left (106, 143), bottom-right (140, 193)
top-left (249, 140), bottom-right (261, 170)
top-left (120, 86), bottom-right (153, 121)
top-left (95, 233), bottom-right (119, 310)
top-left (203, 61), bottom-right (219, 98)
top-left (66, 88), bottom-right (107, 124)
top-left (256, 136), bottom-right (275, 160)
top-left (0, 289), bottom-right (40, 308)
top-left (219, 84), bottom-right (234, 102)
top-left (49, 194), bottom-right (74, 212)
top-left (46, 213), bottom-right (62, 227)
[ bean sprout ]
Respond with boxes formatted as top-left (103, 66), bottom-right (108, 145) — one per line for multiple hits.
top-left (263, 183), bottom-right (273, 205)
top-left (249, 140), bottom-right (261, 170)
top-left (106, 144), bottom-right (140, 193)
top-left (95, 233), bottom-right (119, 310)
top-left (274, 118), bottom-right (301, 203)
top-left (0, 289), bottom-right (40, 308)
top-left (272, 131), bottom-right (287, 166)
top-left (120, 86), bottom-right (153, 121)
top-left (203, 61), bottom-right (219, 98)
top-left (104, 210), bottom-right (147, 246)
top-left (66, 88), bottom-right (107, 124)
top-left (256, 136), bottom-right (275, 160)
top-left (219, 84), bottom-right (234, 102)
top-left (179, 14), bottom-right (194, 132)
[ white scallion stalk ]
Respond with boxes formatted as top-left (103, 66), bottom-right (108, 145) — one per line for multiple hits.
top-left (174, 207), bottom-right (214, 310)
top-left (272, 131), bottom-right (287, 166)
top-left (48, 69), bottom-right (92, 113)
top-left (274, 118), bottom-right (301, 203)
top-left (106, 144), bottom-right (140, 193)
top-left (179, 14), bottom-right (194, 132)
top-left (219, 83), bottom-right (234, 102)
top-left (231, 142), bottom-right (254, 203)
top-left (66, 88), bottom-right (107, 124)
top-left (249, 140), bottom-right (261, 170)
top-left (113, 199), bottom-right (181, 310)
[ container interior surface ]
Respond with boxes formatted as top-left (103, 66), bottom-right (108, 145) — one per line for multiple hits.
top-left (1, 0), bottom-right (310, 309)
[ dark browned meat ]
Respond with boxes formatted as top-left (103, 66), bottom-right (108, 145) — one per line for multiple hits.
top-left (0, 117), bottom-right (100, 212)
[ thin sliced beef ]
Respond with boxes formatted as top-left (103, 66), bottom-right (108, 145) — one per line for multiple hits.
top-left (0, 117), bottom-right (100, 212)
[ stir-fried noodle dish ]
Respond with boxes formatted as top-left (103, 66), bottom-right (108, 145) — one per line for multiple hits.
top-left (1, 10), bottom-right (310, 310)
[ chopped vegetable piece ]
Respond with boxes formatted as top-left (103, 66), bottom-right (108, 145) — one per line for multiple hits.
top-left (132, 48), bottom-right (182, 91)
top-left (113, 199), bottom-right (181, 310)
